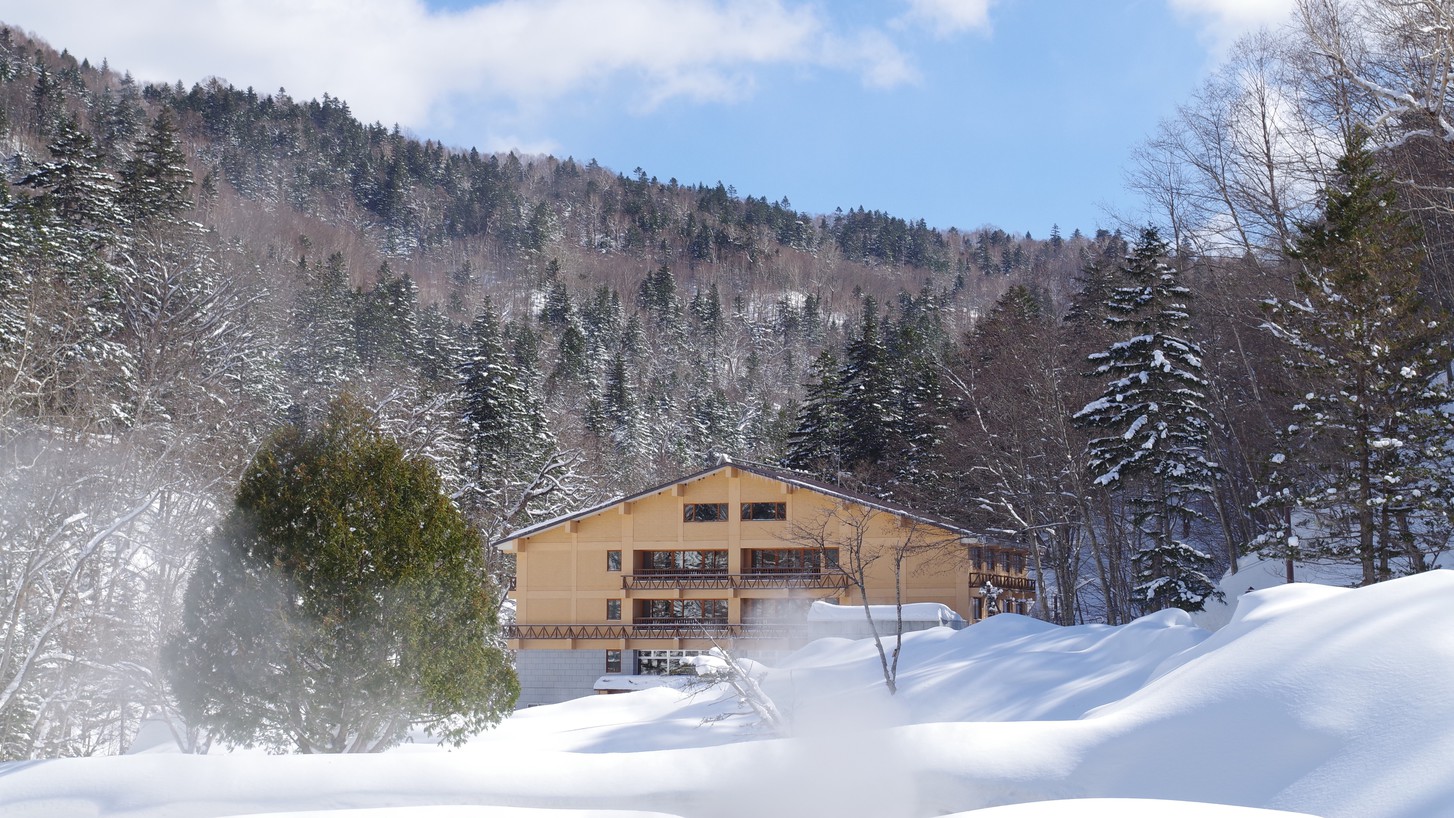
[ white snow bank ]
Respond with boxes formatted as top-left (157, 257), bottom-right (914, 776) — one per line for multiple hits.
top-left (242, 810), bottom-right (679, 818)
top-left (6, 571), bottom-right (1454, 818)
top-left (777, 608), bottom-right (1208, 724)
top-left (1192, 554), bottom-right (1365, 630)
top-left (949, 799), bottom-right (1317, 817)
top-left (805, 600), bottom-right (965, 626)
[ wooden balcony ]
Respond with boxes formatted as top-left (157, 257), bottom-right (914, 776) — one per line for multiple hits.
top-left (622, 572), bottom-right (850, 591)
top-left (506, 622), bottom-right (819, 641)
top-left (968, 572), bottom-right (1037, 593)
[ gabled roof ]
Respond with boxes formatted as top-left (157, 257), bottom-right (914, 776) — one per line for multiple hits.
top-left (495, 456), bottom-right (1011, 550)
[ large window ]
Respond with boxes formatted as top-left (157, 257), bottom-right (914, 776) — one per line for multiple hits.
top-left (637, 550), bottom-right (728, 574)
top-left (636, 649), bottom-right (705, 675)
top-left (741, 502), bottom-right (787, 521)
top-left (683, 503), bottom-right (729, 522)
top-left (969, 546), bottom-right (994, 571)
top-left (636, 599), bottom-right (728, 624)
top-left (746, 548), bottom-right (838, 574)
top-left (970, 547), bottom-right (1026, 573)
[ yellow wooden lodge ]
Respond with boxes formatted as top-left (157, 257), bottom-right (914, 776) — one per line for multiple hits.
top-left (498, 458), bottom-right (1035, 704)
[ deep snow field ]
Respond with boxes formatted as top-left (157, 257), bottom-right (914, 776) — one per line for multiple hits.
top-left (5, 566), bottom-right (1453, 818)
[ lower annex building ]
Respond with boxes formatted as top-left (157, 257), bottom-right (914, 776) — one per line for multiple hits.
top-left (498, 458), bottom-right (1035, 705)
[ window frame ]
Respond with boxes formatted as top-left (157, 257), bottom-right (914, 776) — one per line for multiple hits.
top-left (740, 501), bottom-right (787, 521)
top-left (636, 598), bottom-right (729, 624)
top-left (637, 549), bottom-right (729, 574)
top-left (606, 550), bottom-right (622, 572)
top-left (683, 502), bottom-right (729, 523)
top-left (606, 599), bottom-right (621, 620)
top-left (605, 650), bottom-right (622, 674)
top-left (745, 547), bottom-right (839, 574)
top-left (635, 649), bottom-right (706, 675)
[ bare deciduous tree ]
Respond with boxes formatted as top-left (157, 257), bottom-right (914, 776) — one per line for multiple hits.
top-left (783, 503), bottom-right (957, 695)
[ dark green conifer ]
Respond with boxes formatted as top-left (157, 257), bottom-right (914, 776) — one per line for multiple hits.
top-left (166, 396), bottom-right (517, 753)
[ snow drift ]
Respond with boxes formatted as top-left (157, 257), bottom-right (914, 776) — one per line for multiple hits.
top-left (4, 572), bottom-right (1453, 818)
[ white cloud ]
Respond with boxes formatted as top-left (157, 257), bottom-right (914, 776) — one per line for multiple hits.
top-left (830, 30), bottom-right (922, 88)
top-left (896, 0), bottom-right (995, 38)
top-left (1168, 0), bottom-right (1299, 49)
top-left (2, 0), bottom-right (919, 132)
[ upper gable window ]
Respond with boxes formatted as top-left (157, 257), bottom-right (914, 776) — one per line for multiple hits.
top-left (683, 503), bottom-right (729, 522)
top-left (741, 502), bottom-right (787, 521)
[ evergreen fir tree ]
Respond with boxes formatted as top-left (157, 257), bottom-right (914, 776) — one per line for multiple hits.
top-left (18, 123), bottom-right (123, 241)
top-left (885, 292), bottom-right (948, 484)
top-left (353, 265), bottom-right (420, 370)
top-left (1074, 227), bottom-right (1219, 613)
top-left (119, 110), bottom-right (192, 227)
top-left (1262, 130), bottom-right (1454, 584)
top-left (287, 252), bottom-right (358, 389)
top-left (415, 304), bottom-right (464, 388)
top-left (836, 297), bottom-right (899, 471)
top-left (892, 353), bottom-right (946, 482)
top-left (597, 352), bottom-right (638, 451)
top-left (459, 300), bottom-right (537, 487)
top-left (782, 350), bottom-right (846, 479)
top-left (689, 282), bottom-right (723, 337)
top-left (539, 277), bottom-right (573, 328)
top-left (547, 321), bottom-right (591, 393)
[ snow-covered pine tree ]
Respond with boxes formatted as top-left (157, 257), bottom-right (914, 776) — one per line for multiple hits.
top-left (286, 252), bottom-right (359, 391)
top-left (781, 350), bottom-right (846, 479)
top-left (689, 281), bottom-right (724, 339)
top-left (353, 264), bottom-right (420, 371)
top-left (18, 122), bottom-right (125, 241)
top-left (457, 299), bottom-right (584, 550)
top-left (836, 297), bottom-right (900, 472)
top-left (546, 321), bottom-right (590, 394)
top-left (1074, 227), bottom-right (1220, 613)
top-left (1261, 130), bottom-right (1454, 584)
top-left (885, 296), bottom-right (947, 487)
top-left (538, 277), bottom-right (573, 328)
top-left (415, 304), bottom-right (466, 388)
top-left (118, 110), bottom-right (192, 228)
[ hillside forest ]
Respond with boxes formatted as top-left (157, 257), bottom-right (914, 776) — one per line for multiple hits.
top-left (4, 0), bottom-right (1454, 758)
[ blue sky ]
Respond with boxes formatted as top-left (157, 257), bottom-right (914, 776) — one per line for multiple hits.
top-left (5, 0), bottom-right (1294, 236)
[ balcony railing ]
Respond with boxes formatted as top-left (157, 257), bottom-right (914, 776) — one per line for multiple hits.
top-left (506, 623), bottom-right (820, 640)
top-left (969, 572), bottom-right (1037, 593)
top-left (622, 572), bottom-right (851, 591)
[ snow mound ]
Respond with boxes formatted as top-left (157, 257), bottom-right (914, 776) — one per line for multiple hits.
top-left (949, 799), bottom-right (1318, 817)
top-left (5, 571), bottom-right (1454, 818)
top-left (805, 600), bottom-right (965, 626)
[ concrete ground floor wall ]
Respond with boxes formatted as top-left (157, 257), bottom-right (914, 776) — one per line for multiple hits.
top-left (515, 637), bottom-right (914, 706)
top-left (512, 619), bottom-right (971, 706)
top-left (513, 619), bottom-right (974, 706)
top-left (514, 648), bottom-right (630, 707)
top-left (516, 647), bottom-right (790, 706)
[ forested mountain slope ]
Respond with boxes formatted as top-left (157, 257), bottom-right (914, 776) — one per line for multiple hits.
top-left (0, 24), bottom-right (1093, 758)
top-left (10, 0), bottom-right (1452, 762)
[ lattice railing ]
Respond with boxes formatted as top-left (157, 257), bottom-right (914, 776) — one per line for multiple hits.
top-left (622, 573), bottom-right (850, 591)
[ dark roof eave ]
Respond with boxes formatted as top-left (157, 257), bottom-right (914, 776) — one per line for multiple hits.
top-left (495, 458), bottom-right (1015, 550)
